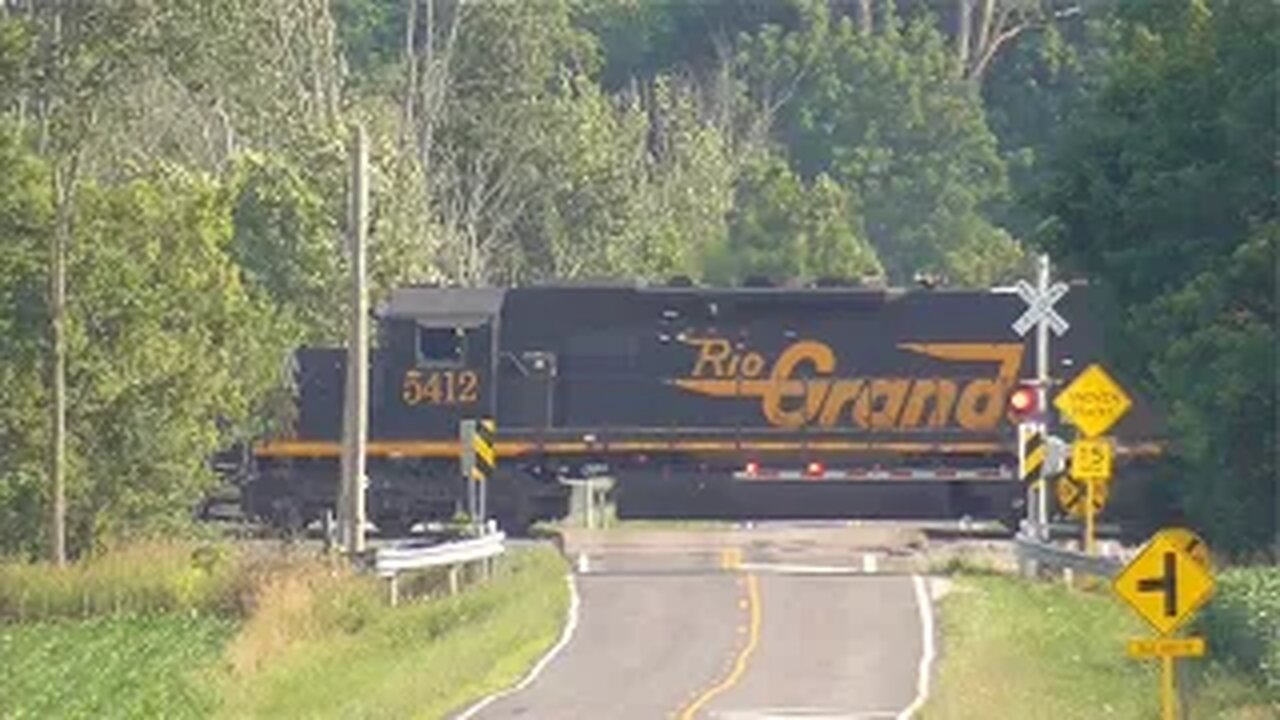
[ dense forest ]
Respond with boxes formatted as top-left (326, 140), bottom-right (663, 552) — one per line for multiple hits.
top-left (0, 0), bottom-right (1274, 558)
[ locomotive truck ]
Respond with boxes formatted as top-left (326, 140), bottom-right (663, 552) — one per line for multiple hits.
top-left (233, 280), bottom-right (1165, 535)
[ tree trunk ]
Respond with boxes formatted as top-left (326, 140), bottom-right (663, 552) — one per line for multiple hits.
top-left (50, 157), bottom-right (71, 567)
top-left (856, 0), bottom-right (873, 36)
top-left (957, 0), bottom-right (973, 73)
top-left (975, 0), bottom-right (997, 65)
top-left (400, 0), bottom-right (418, 156)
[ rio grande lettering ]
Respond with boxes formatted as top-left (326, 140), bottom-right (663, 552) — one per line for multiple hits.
top-left (672, 337), bottom-right (1023, 430)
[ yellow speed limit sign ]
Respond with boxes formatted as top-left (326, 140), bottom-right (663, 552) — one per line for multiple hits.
top-left (1072, 438), bottom-right (1113, 480)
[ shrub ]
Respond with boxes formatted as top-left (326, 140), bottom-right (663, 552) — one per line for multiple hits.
top-left (1195, 565), bottom-right (1280, 699)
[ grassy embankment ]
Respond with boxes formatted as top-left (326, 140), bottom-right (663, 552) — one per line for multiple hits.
top-left (921, 571), bottom-right (1277, 720)
top-left (0, 540), bottom-right (569, 719)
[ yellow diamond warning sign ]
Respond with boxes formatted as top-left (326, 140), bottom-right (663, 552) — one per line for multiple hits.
top-left (1054, 364), bottom-right (1132, 438)
top-left (1113, 530), bottom-right (1216, 636)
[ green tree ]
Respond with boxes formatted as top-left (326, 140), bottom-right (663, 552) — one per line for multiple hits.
top-left (64, 169), bottom-right (295, 552)
top-left (707, 151), bottom-right (881, 283)
top-left (1035, 0), bottom-right (1277, 556)
top-left (0, 127), bottom-right (52, 557)
top-left (738, 8), bottom-right (1023, 285)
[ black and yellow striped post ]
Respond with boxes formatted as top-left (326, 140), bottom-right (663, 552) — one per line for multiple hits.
top-left (460, 419), bottom-right (496, 530)
top-left (1019, 422), bottom-right (1046, 484)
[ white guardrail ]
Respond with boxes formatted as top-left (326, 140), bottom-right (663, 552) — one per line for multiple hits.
top-left (373, 524), bottom-right (506, 604)
top-left (1014, 532), bottom-right (1124, 579)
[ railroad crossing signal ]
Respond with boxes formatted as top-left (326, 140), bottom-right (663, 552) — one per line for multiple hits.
top-left (1071, 438), bottom-right (1113, 480)
top-left (1113, 529), bottom-right (1216, 636)
top-left (1056, 474), bottom-right (1108, 518)
top-left (1054, 364), bottom-right (1132, 438)
top-left (1012, 279), bottom-right (1070, 337)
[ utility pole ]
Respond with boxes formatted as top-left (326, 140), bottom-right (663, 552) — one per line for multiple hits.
top-left (1035, 254), bottom-right (1052, 539)
top-left (49, 161), bottom-right (69, 567)
top-left (339, 124), bottom-right (370, 554)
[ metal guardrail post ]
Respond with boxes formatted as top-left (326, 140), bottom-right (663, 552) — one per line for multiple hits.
top-left (1014, 533), bottom-right (1123, 580)
top-left (374, 531), bottom-right (507, 604)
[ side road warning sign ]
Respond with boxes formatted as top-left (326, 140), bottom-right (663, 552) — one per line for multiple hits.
top-left (1113, 529), bottom-right (1216, 636)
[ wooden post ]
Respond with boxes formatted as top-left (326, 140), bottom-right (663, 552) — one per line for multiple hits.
top-left (49, 162), bottom-right (69, 566)
top-left (339, 124), bottom-right (370, 554)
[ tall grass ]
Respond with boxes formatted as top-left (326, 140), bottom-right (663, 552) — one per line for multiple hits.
top-left (3, 541), bottom-right (572, 720)
top-left (0, 540), bottom-right (248, 621)
top-left (217, 546), bottom-right (570, 719)
top-left (923, 574), bottom-right (1277, 719)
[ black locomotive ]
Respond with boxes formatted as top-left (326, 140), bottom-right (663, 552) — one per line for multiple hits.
top-left (234, 281), bottom-right (1165, 534)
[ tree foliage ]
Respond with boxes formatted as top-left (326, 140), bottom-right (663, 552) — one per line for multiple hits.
top-left (1036, 0), bottom-right (1277, 556)
top-left (737, 8), bottom-right (1024, 285)
top-left (0, 0), bottom-right (1272, 557)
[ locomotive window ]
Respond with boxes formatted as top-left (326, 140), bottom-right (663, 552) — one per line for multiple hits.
top-left (416, 325), bottom-right (465, 366)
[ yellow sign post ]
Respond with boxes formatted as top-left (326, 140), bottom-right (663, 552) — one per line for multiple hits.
top-left (1114, 529), bottom-right (1216, 720)
top-left (1054, 364), bottom-right (1133, 438)
top-left (1069, 438), bottom-right (1113, 554)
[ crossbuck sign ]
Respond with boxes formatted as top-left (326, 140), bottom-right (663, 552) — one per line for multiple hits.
top-left (1012, 279), bottom-right (1070, 337)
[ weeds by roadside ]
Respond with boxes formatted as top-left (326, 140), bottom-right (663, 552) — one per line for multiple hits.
top-left (0, 540), bottom-right (247, 621)
top-left (922, 572), bottom-right (1277, 719)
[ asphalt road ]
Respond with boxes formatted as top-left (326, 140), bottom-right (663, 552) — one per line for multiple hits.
top-left (464, 525), bottom-right (931, 720)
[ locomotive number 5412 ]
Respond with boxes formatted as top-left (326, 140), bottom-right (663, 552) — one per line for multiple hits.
top-left (402, 369), bottom-right (479, 405)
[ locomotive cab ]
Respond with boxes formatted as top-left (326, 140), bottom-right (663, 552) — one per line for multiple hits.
top-left (377, 288), bottom-right (501, 440)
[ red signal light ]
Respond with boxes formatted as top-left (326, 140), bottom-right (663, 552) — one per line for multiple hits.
top-left (744, 461), bottom-right (760, 477)
top-left (806, 461), bottom-right (825, 477)
top-left (1008, 385), bottom-right (1038, 419)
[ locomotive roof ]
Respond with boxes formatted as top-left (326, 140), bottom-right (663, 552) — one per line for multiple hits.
top-left (377, 279), bottom-right (1091, 321)
top-left (379, 287), bottom-right (506, 322)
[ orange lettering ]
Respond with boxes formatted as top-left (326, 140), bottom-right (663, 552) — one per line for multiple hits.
top-left (818, 379), bottom-right (865, 426)
top-left (761, 342), bottom-right (834, 428)
top-left (899, 379), bottom-right (958, 428)
top-left (852, 379), bottom-right (911, 428)
top-left (689, 338), bottom-right (732, 377)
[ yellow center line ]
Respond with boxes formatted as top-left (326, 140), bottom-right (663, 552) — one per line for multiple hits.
top-left (677, 571), bottom-right (762, 720)
top-left (719, 547), bottom-right (743, 570)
